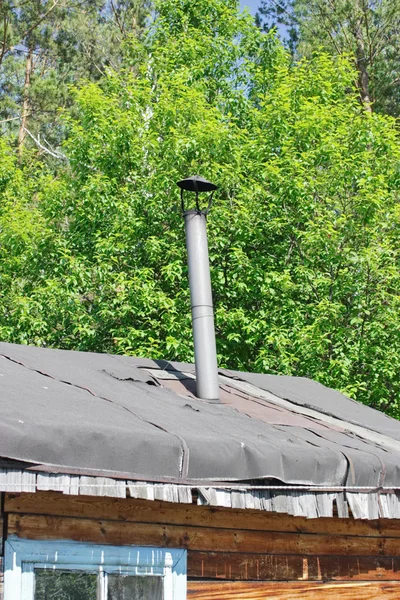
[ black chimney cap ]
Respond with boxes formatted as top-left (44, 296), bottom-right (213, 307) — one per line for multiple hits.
top-left (177, 175), bottom-right (217, 193)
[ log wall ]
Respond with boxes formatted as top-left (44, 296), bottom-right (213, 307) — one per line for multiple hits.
top-left (4, 492), bottom-right (400, 599)
top-left (0, 496), bottom-right (3, 600)
top-left (187, 581), bottom-right (400, 599)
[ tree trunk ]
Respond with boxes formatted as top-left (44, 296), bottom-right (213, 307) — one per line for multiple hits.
top-left (18, 47), bottom-right (33, 152)
top-left (353, 17), bottom-right (372, 113)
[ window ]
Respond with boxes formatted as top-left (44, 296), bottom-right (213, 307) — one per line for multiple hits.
top-left (5, 538), bottom-right (187, 600)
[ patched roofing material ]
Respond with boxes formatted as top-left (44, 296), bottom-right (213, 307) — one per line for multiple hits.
top-left (1, 341), bottom-right (400, 520)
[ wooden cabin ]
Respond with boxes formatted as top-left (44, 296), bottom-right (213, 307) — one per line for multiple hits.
top-left (1, 341), bottom-right (400, 599)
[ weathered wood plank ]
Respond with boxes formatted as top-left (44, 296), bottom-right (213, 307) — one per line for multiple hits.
top-left (187, 581), bottom-right (400, 599)
top-left (0, 557), bottom-right (3, 600)
top-left (188, 552), bottom-right (400, 581)
top-left (7, 513), bottom-right (400, 557)
top-left (6, 492), bottom-right (400, 538)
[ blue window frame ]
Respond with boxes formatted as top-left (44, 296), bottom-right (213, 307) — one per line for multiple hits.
top-left (4, 537), bottom-right (187, 600)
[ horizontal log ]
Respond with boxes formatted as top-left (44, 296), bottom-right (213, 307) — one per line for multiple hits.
top-left (6, 492), bottom-right (400, 538)
top-left (187, 580), bottom-right (400, 599)
top-left (188, 552), bottom-right (400, 581)
top-left (7, 513), bottom-right (400, 557)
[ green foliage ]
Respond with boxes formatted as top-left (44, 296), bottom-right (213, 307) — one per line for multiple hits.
top-left (0, 0), bottom-right (151, 149)
top-left (1, 0), bottom-right (400, 417)
top-left (256, 0), bottom-right (400, 117)
top-left (35, 570), bottom-right (97, 600)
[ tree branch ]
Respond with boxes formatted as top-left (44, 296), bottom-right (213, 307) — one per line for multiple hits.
top-left (315, 0), bottom-right (353, 53)
top-left (0, 114), bottom-right (29, 124)
top-left (22, 0), bottom-right (63, 40)
top-left (110, 0), bottom-right (125, 35)
top-left (23, 127), bottom-right (68, 160)
top-left (0, 14), bottom-right (9, 67)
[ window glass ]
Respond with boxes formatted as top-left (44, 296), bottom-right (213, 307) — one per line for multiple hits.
top-left (107, 574), bottom-right (163, 600)
top-left (34, 570), bottom-right (97, 600)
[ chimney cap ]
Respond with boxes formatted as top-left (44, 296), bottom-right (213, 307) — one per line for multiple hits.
top-left (177, 175), bottom-right (217, 193)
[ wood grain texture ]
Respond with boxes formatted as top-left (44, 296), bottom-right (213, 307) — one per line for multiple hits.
top-left (7, 513), bottom-right (400, 557)
top-left (0, 549), bottom-right (2, 595)
top-left (6, 496), bottom-right (400, 586)
top-left (188, 552), bottom-right (400, 581)
top-left (187, 581), bottom-right (400, 599)
top-left (6, 492), bottom-right (400, 538)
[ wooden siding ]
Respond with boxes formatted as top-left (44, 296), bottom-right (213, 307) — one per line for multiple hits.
top-left (4, 492), bottom-right (400, 598)
top-left (0, 557), bottom-right (3, 600)
top-left (8, 512), bottom-right (400, 557)
top-left (188, 552), bottom-right (400, 581)
top-left (0, 511), bottom-right (3, 600)
top-left (6, 491), bottom-right (400, 537)
top-left (187, 581), bottom-right (400, 599)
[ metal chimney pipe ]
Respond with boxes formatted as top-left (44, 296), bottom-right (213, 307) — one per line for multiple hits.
top-left (177, 176), bottom-right (220, 402)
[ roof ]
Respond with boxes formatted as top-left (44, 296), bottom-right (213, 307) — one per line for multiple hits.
top-left (1, 341), bottom-right (400, 520)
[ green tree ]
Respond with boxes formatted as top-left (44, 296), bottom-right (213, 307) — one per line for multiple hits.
top-left (0, 0), bottom-right (151, 152)
top-left (256, 0), bottom-right (400, 116)
top-left (35, 571), bottom-right (97, 600)
top-left (1, 0), bottom-right (400, 417)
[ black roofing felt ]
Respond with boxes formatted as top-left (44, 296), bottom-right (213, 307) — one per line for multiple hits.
top-left (1, 342), bottom-right (400, 488)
